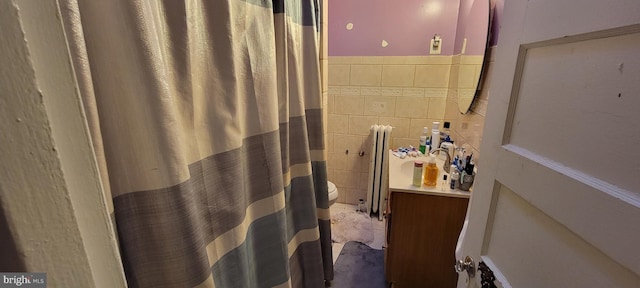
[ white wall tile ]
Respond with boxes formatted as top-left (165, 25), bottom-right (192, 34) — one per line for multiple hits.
top-left (382, 65), bottom-right (416, 87)
top-left (364, 95), bottom-right (396, 116)
top-left (380, 87), bottom-right (403, 96)
top-left (335, 95), bottom-right (364, 115)
top-left (425, 88), bottom-right (448, 98)
top-left (360, 87), bottom-right (382, 96)
top-left (414, 65), bottom-right (450, 88)
top-left (327, 152), bottom-right (347, 171)
top-left (428, 97), bottom-right (446, 119)
top-left (328, 64), bottom-right (350, 86)
top-left (328, 114), bottom-right (349, 134)
top-left (333, 171), bottom-right (361, 190)
top-left (349, 115), bottom-right (379, 136)
top-left (334, 134), bottom-right (363, 155)
top-left (395, 97), bottom-right (428, 118)
top-left (350, 65), bottom-right (382, 86)
top-left (341, 86), bottom-right (361, 96)
top-left (409, 118), bottom-right (437, 138)
top-left (378, 117), bottom-right (410, 138)
top-left (328, 86), bottom-right (342, 96)
top-left (402, 88), bottom-right (425, 97)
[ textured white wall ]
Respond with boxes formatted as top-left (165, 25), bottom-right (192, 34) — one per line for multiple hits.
top-left (0, 0), bottom-right (126, 286)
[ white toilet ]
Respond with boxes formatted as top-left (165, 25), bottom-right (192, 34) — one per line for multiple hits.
top-left (327, 181), bottom-right (339, 206)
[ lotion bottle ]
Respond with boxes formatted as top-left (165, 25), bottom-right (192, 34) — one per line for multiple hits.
top-left (430, 122), bottom-right (440, 153)
top-left (423, 154), bottom-right (439, 187)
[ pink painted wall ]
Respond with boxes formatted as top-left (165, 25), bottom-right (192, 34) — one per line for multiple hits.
top-left (328, 0), bottom-right (461, 56)
top-left (453, 0), bottom-right (490, 55)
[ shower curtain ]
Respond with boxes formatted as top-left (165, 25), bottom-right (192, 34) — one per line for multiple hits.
top-left (60, 0), bottom-right (332, 287)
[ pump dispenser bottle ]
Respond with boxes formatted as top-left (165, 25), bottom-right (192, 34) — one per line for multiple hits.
top-left (423, 154), bottom-right (439, 186)
top-left (430, 122), bottom-right (440, 153)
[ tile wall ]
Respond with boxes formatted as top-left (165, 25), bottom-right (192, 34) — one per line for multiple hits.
top-left (327, 56), bottom-right (451, 204)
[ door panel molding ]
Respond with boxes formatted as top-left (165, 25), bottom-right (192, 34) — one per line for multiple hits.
top-left (502, 23), bottom-right (640, 146)
top-left (482, 183), bottom-right (639, 287)
top-left (495, 145), bottom-right (640, 275)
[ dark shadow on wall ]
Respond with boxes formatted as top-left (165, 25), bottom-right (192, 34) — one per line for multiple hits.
top-left (0, 186), bottom-right (26, 272)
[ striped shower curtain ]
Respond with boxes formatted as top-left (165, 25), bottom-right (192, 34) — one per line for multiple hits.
top-left (60, 0), bottom-right (333, 287)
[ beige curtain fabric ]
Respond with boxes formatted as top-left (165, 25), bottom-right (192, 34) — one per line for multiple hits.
top-left (60, 0), bottom-right (332, 287)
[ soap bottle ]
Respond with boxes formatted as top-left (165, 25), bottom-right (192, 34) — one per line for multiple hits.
top-left (418, 127), bottom-right (429, 154)
top-left (430, 122), bottom-right (440, 153)
top-left (412, 161), bottom-right (423, 187)
top-left (423, 154), bottom-right (439, 187)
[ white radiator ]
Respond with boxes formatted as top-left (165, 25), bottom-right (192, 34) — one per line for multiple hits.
top-left (366, 125), bottom-right (392, 220)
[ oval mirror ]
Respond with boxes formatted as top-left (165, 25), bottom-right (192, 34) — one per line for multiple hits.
top-left (455, 0), bottom-right (491, 114)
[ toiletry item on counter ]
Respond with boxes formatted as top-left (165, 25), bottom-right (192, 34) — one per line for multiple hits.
top-left (441, 122), bottom-right (451, 142)
top-left (392, 151), bottom-right (407, 159)
top-left (412, 161), bottom-right (424, 187)
top-left (430, 122), bottom-right (440, 153)
top-left (423, 154), bottom-right (439, 187)
top-left (394, 146), bottom-right (423, 158)
top-left (459, 171), bottom-right (475, 191)
top-left (450, 164), bottom-right (460, 189)
top-left (441, 174), bottom-right (448, 191)
top-left (459, 161), bottom-right (475, 191)
top-left (419, 127), bottom-right (429, 154)
top-left (440, 142), bottom-right (455, 161)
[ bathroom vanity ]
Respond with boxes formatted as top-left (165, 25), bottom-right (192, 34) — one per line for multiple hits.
top-left (384, 152), bottom-right (470, 288)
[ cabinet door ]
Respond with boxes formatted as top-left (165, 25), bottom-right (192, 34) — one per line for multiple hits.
top-left (386, 192), bottom-right (468, 287)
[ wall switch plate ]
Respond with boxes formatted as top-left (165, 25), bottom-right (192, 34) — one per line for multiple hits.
top-left (430, 38), bottom-right (442, 54)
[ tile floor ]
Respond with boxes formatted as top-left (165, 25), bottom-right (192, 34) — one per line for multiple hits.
top-left (330, 203), bottom-right (386, 264)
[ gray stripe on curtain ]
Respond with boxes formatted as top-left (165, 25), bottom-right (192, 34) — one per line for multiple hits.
top-left (285, 177), bottom-right (321, 242)
top-left (305, 109), bottom-right (324, 150)
top-left (211, 209), bottom-right (289, 287)
top-left (114, 130), bottom-right (285, 287)
top-left (311, 161), bottom-right (333, 280)
top-left (114, 121), bottom-right (330, 287)
top-left (289, 240), bottom-right (325, 287)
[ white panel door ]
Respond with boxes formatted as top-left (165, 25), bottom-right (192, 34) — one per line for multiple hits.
top-left (456, 0), bottom-right (640, 287)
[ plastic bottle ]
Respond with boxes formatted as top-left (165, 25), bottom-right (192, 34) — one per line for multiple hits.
top-left (418, 127), bottom-right (429, 154)
top-left (431, 122), bottom-right (440, 153)
top-left (423, 154), bottom-right (439, 186)
top-left (412, 161), bottom-right (423, 187)
top-left (450, 164), bottom-right (460, 190)
top-left (358, 199), bottom-right (366, 212)
top-left (441, 174), bottom-right (448, 191)
top-left (441, 121), bottom-right (451, 142)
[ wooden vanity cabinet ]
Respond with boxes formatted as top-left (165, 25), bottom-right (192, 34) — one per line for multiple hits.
top-left (384, 191), bottom-right (469, 288)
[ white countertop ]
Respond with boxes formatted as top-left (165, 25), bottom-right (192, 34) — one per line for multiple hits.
top-left (388, 150), bottom-right (471, 199)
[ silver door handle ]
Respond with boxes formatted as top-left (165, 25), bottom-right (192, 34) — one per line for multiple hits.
top-left (455, 256), bottom-right (476, 278)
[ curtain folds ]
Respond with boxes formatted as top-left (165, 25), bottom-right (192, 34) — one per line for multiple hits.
top-left (60, 0), bottom-right (332, 287)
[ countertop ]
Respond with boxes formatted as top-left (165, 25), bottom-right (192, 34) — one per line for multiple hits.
top-left (388, 150), bottom-right (471, 199)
